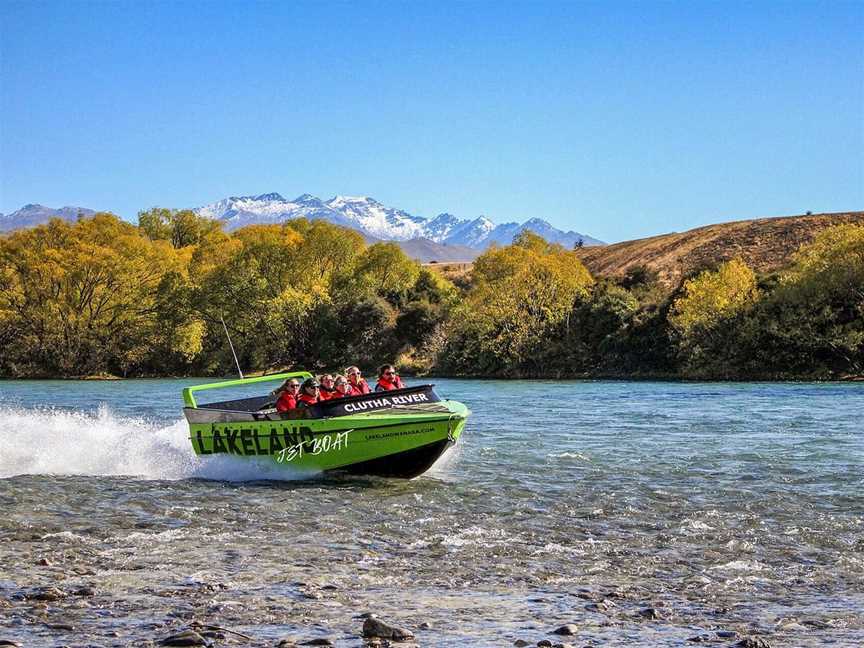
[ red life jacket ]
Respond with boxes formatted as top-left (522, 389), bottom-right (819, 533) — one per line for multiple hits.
top-left (297, 393), bottom-right (318, 407)
top-left (349, 378), bottom-right (371, 394)
top-left (318, 387), bottom-right (335, 401)
top-left (275, 392), bottom-right (297, 412)
top-left (375, 376), bottom-right (405, 392)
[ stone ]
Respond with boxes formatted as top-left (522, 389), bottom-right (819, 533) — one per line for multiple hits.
top-left (735, 639), bottom-right (772, 648)
top-left (362, 617), bottom-right (415, 641)
top-left (716, 631), bottom-right (737, 638)
top-left (419, 622), bottom-right (432, 630)
top-left (686, 635), bottom-right (711, 643)
top-left (635, 607), bottom-right (662, 620)
top-left (32, 587), bottom-right (66, 601)
top-left (46, 623), bottom-right (75, 631)
top-left (73, 586), bottom-right (96, 597)
top-left (160, 630), bottom-right (208, 646)
top-left (37, 558), bottom-right (52, 566)
top-left (537, 641), bottom-right (553, 647)
top-left (300, 640), bottom-right (334, 646)
top-left (551, 624), bottom-right (578, 635)
top-left (585, 599), bottom-right (615, 612)
top-left (514, 641), bottom-right (531, 647)
top-left (0, 641), bottom-right (22, 647)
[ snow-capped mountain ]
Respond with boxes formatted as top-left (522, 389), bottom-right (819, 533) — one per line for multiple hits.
top-left (193, 193), bottom-right (603, 249)
top-left (0, 204), bottom-right (96, 232)
top-left (1, 194), bottom-right (604, 257)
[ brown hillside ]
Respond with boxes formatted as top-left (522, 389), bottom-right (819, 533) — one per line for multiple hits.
top-left (576, 211), bottom-right (864, 288)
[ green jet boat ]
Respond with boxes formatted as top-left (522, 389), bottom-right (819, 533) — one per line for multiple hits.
top-left (182, 372), bottom-right (469, 479)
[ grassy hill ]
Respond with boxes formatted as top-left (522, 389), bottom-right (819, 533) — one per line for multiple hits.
top-left (576, 211), bottom-right (864, 287)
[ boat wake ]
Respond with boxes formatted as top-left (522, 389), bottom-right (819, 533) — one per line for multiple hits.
top-left (0, 404), bottom-right (311, 481)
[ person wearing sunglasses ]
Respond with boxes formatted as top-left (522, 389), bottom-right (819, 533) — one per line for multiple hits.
top-left (345, 366), bottom-right (370, 395)
top-left (374, 364), bottom-right (405, 392)
top-left (333, 375), bottom-right (353, 399)
top-left (296, 378), bottom-right (321, 408)
top-left (274, 379), bottom-right (301, 412)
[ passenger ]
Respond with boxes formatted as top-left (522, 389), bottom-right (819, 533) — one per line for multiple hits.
top-left (346, 366), bottom-right (371, 394)
top-left (374, 364), bottom-right (405, 392)
top-left (318, 374), bottom-right (336, 401)
top-left (274, 378), bottom-right (301, 412)
top-left (333, 375), bottom-right (353, 399)
top-left (296, 378), bottom-right (321, 408)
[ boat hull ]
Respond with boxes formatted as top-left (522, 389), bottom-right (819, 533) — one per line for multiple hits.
top-left (186, 402), bottom-right (468, 478)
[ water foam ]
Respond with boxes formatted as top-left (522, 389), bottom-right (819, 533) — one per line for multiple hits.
top-left (0, 405), bottom-right (311, 482)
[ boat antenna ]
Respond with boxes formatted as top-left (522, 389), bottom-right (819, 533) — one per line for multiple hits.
top-left (220, 314), bottom-right (244, 379)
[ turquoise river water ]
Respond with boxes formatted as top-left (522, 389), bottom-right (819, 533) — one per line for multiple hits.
top-left (0, 379), bottom-right (862, 647)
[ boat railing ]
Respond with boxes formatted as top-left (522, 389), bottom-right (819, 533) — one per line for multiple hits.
top-left (182, 371), bottom-right (313, 408)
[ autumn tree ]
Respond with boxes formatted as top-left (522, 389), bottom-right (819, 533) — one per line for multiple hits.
top-left (668, 258), bottom-right (759, 376)
top-left (0, 214), bottom-right (190, 376)
top-left (438, 234), bottom-right (594, 376)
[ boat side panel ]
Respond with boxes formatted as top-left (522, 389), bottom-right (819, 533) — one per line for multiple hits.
top-left (187, 414), bottom-right (465, 472)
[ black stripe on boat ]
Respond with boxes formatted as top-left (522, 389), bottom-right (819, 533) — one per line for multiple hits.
top-left (327, 439), bottom-right (451, 479)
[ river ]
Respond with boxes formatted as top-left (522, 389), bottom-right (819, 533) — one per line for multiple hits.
top-left (1, 378), bottom-right (862, 647)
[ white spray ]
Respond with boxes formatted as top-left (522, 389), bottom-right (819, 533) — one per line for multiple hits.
top-left (0, 404), bottom-right (311, 481)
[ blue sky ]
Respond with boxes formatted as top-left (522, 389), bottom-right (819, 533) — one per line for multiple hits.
top-left (1, 1), bottom-right (861, 243)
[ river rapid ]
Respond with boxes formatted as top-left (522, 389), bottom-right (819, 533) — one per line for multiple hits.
top-left (0, 379), bottom-right (862, 647)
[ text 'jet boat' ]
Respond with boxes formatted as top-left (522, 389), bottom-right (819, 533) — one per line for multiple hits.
top-left (182, 372), bottom-right (469, 478)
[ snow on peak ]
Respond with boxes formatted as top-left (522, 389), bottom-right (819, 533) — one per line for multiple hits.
top-left (190, 191), bottom-right (604, 247)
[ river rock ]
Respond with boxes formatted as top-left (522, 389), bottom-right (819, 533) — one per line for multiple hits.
top-left (551, 624), bottom-right (578, 635)
top-left (73, 586), bottom-right (96, 597)
top-left (586, 599), bottom-right (615, 612)
top-left (537, 641), bottom-right (553, 647)
top-left (300, 639), bottom-right (334, 646)
top-left (514, 641), bottom-right (531, 647)
top-left (46, 623), bottom-right (75, 631)
top-left (735, 638), bottom-right (772, 648)
top-left (635, 607), bottom-right (662, 620)
top-left (419, 622), bottom-right (432, 630)
top-left (37, 557), bottom-right (52, 566)
top-left (0, 641), bottom-right (22, 647)
top-left (32, 586), bottom-right (66, 601)
top-left (160, 630), bottom-right (209, 646)
top-left (362, 617), bottom-right (415, 641)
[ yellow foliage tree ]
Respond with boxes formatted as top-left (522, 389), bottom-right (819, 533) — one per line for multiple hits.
top-left (780, 223), bottom-right (864, 301)
top-left (444, 234), bottom-right (594, 374)
top-left (669, 258), bottom-right (759, 336)
top-left (0, 214), bottom-right (188, 376)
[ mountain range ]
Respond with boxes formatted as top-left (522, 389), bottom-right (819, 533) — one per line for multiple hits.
top-left (0, 204), bottom-right (96, 232)
top-left (194, 193), bottom-right (603, 251)
top-left (0, 193), bottom-right (604, 261)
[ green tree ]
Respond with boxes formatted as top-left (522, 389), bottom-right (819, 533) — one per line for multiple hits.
top-left (138, 207), bottom-right (222, 248)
